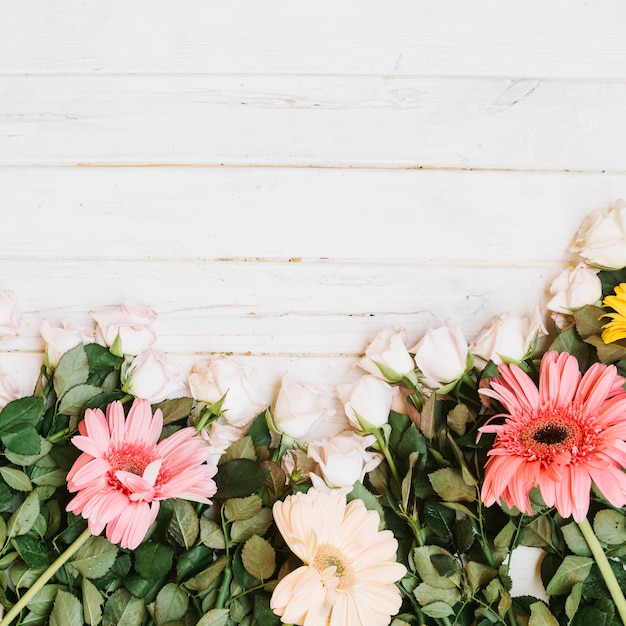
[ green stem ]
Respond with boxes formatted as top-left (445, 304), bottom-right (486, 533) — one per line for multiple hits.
top-left (0, 527), bottom-right (92, 626)
top-left (371, 427), bottom-right (401, 490)
top-left (578, 517), bottom-right (626, 626)
top-left (215, 563), bottom-right (233, 609)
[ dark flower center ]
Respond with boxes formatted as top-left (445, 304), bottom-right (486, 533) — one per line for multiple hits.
top-left (532, 424), bottom-right (569, 445)
top-left (519, 415), bottom-right (583, 460)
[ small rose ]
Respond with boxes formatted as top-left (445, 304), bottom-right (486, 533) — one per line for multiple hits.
top-left (0, 370), bottom-right (21, 409)
top-left (546, 263), bottom-right (602, 315)
top-left (470, 308), bottom-right (548, 369)
top-left (122, 349), bottom-right (186, 403)
top-left (271, 376), bottom-right (336, 441)
top-left (569, 199), bottom-right (626, 270)
top-left (0, 291), bottom-right (22, 340)
top-left (358, 327), bottom-right (416, 382)
top-left (90, 302), bottom-right (157, 356)
top-left (336, 375), bottom-right (393, 431)
top-left (411, 321), bottom-right (469, 389)
top-left (201, 420), bottom-right (245, 465)
top-left (188, 355), bottom-right (268, 429)
top-left (40, 319), bottom-right (95, 368)
top-left (307, 431), bottom-right (382, 491)
top-left (281, 448), bottom-right (316, 484)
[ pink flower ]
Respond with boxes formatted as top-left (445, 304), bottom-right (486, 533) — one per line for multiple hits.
top-left (66, 399), bottom-right (217, 549)
top-left (479, 351), bottom-right (626, 521)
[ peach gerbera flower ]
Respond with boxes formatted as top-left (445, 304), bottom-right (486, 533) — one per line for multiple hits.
top-left (66, 399), bottom-right (217, 549)
top-left (479, 350), bottom-right (626, 521)
top-left (270, 488), bottom-right (406, 626)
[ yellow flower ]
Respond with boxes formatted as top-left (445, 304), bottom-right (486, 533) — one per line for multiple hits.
top-left (270, 489), bottom-right (406, 626)
top-left (600, 283), bottom-right (626, 344)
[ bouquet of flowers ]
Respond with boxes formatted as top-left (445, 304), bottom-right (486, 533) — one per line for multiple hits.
top-left (1, 201), bottom-right (626, 626)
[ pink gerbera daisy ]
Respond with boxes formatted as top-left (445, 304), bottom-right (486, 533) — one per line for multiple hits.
top-left (66, 399), bottom-right (217, 549)
top-left (479, 350), bottom-right (626, 521)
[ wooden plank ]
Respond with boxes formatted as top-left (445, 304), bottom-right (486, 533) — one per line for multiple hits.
top-left (1, 75), bottom-right (624, 171)
top-left (1, 167), bottom-right (623, 262)
top-left (1, 1), bottom-right (626, 79)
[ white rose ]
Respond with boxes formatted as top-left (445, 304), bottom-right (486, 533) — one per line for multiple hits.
top-left (336, 375), bottom-right (393, 430)
top-left (40, 319), bottom-right (95, 368)
top-left (201, 420), bottom-right (244, 465)
top-left (546, 263), bottom-right (602, 315)
top-left (90, 302), bottom-right (157, 356)
top-left (358, 327), bottom-right (416, 382)
top-left (0, 291), bottom-right (22, 340)
top-left (0, 370), bottom-right (21, 409)
top-left (470, 308), bottom-right (548, 369)
top-left (307, 431), bottom-right (382, 491)
top-left (272, 376), bottom-right (336, 440)
top-left (188, 355), bottom-right (268, 429)
top-left (569, 199), bottom-right (626, 270)
top-left (123, 349), bottom-right (186, 403)
top-left (411, 322), bottom-right (469, 389)
top-left (281, 448), bottom-right (316, 484)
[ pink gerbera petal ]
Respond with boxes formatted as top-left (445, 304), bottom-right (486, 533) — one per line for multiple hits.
top-left (480, 351), bottom-right (626, 521)
top-left (66, 398), bottom-right (218, 549)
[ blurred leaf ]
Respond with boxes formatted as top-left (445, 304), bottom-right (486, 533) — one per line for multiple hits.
top-left (419, 394), bottom-right (436, 439)
top-left (103, 588), bottom-right (145, 626)
top-left (224, 495), bottom-right (263, 522)
top-left (200, 517), bottom-right (226, 550)
top-left (50, 590), bottom-right (83, 626)
top-left (8, 489), bottom-right (40, 537)
top-left (447, 403), bottom-right (473, 436)
top-left (12, 534), bottom-right (49, 568)
top-left (545, 556), bottom-right (594, 595)
top-left (348, 482), bottom-right (385, 525)
top-left (134, 542), bottom-right (173, 581)
top-left (528, 601), bottom-right (559, 626)
top-left (548, 327), bottom-right (590, 366)
top-left (70, 536), bottom-right (118, 579)
top-left (565, 581), bottom-right (583, 620)
top-left (54, 345), bottom-right (89, 398)
top-left (168, 498), bottom-right (199, 549)
top-left (428, 468), bottom-right (475, 503)
top-left (465, 561), bottom-right (497, 592)
top-left (82, 578), bottom-right (104, 626)
top-left (214, 459), bottom-right (268, 499)
top-left (197, 609), bottom-right (231, 626)
top-left (31, 466), bottom-right (67, 488)
top-left (593, 509), bottom-right (626, 545)
top-left (573, 305), bottom-right (606, 339)
top-left (58, 384), bottom-right (103, 415)
top-left (598, 268), bottom-right (626, 296)
top-left (241, 535), bottom-right (275, 581)
top-left (154, 582), bottom-right (188, 624)
top-left (230, 508), bottom-right (273, 543)
top-left (0, 467), bottom-right (32, 491)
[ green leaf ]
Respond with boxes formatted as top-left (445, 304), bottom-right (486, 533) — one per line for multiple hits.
top-left (585, 334), bottom-right (626, 364)
top-left (421, 601), bottom-right (455, 618)
top-left (561, 522), bottom-right (592, 557)
top-left (27, 584), bottom-right (64, 616)
top-left (548, 327), bottom-right (590, 367)
top-left (5, 437), bottom-right (53, 466)
top-left (348, 481), bottom-right (385, 525)
top-left (200, 517), bottom-right (226, 550)
top-left (221, 435), bottom-right (257, 464)
top-left (253, 594), bottom-right (282, 626)
top-left (30, 466), bottom-right (67, 488)
top-left (69, 536), bottom-right (118, 579)
top-left (50, 590), bottom-right (83, 626)
top-left (53, 344), bottom-right (89, 398)
top-left (175, 545), bottom-right (212, 581)
top-left (246, 410), bottom-right (271, 447)
top-left (414, 582), bottom-right (461, 608)
top-left (0, 396), bottom-right (44, 429)
top-left (2, 424), bottom-right (41, 455)
top-left (197, 609), bottom-right (231, 626)
top-left (82, 577), bottom-right (104, 626)
top-left (528, 601), bottom-right (559, 626)
top-left (153, 396), bottom-right (194, 425)
top-left (0, 467), bottom-right (33, 492)
top-left (241, 535), bottom-right (275, 581)
top-left (413, 546), bottom-right (460, 589)
top-left (223, 495), bottom-right (263, 522)
top-left (230, 508), bottom-right (273, 543)
top-left (214, 459), bottom-right (269, 498)
top-left (12, 534), bottom-right (49, 568)
top-left (465, 561), bottom-right (497, 592)
top-left (103, 588), bottom-right (145, 626)
top-left (593, 509), bottom-right (626, 545)
top-left (134, 542), bottom-right (173, 581)
top-left (168, 498), bottom-right (199, 549)
top-left (154, 583), bottom-right (188, 624)
top-left (428, 468), bottom-right (476, 503)
top-left (521, 515), bottom-right (553, 548)
top-left (183, 555), bottom-right (229, 592)
top-left (423, 500), bottom-right (455, 538)
top-left (8, 489), bottom-right (40, 537)
top-left (545, 556), bottom-right (594, 596)
top-left (565, 581), bottom-right (583, 620)
top-left (58, 384), bottom-right (103, 416)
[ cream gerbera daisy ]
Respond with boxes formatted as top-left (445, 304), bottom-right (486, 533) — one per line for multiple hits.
top-left (270, 488), bottom-right (406, 626)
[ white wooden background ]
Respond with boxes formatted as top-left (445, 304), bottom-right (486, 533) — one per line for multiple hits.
top-left (1, 1), bottom-right (625, 410)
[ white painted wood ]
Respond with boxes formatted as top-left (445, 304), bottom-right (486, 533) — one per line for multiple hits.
top-left (1, 75), bottom-right (623, 172)
top-left (2, 1), bottom-right (626, 79)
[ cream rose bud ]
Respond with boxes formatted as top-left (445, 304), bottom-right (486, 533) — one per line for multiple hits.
top-left (546, 263), bottom-right (602, 315)
top-left (122, 349), bottom-right (186, 403)
top-left (272, 376), bottom-right (335, 440)
top-left (411, 322), bottom-right (469, 389)
top-left (188, 355), bottom-right (268, 429)
top-left (40, 319), bottom-right (95, 368)
top-left (336, 375), bottom-right (393, 430)
top-left (0, 291), bottom-right (22, 340)
top-left (569, 199), bottom-right (626, 270)
top-left (470, 308), bottom-right (548, 369)
top-left (307, 431), bottom-right (382, 491)
top-left (90, 302), bottom-right (157, 356)
top-left (201, 420), bottom-right (244, 465)
top-left (358, 327), bottom-right (415, 382)
top-left (0, 370), bottom-right (22, 409)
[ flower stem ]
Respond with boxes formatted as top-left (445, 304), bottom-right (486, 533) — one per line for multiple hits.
top-left (0, 527), bottom-right (92, 626)
top-left (371, 427), bottom-right (401, 490)
top-left (578, 517), bottom-right (626, 626)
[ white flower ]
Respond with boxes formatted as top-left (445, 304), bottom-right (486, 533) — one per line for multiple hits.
top-left (0, 291), bottom-right (21, 340)
top-left (336, 375), bottom-right (393, 431)
top-left (569, 199), bottom-right (626, 270)
top-left (201, 421), bottom-right (244, 465)
top-left (90, 302), bottom-right (157, 356)
top-left (546, 263), bottom-right (602, 315)
top-left (122, 349), bottom-right (186, 403)
top-left (411, 321), bottom-right (469, 389)
top-left (188, 355), bottom-right (268, 429)
top-left (358, 327), bottom-right (415, 382)
top-left (307, 431), bottom-right (382, 491)
top-left (272, 376), bottom-right (335, 440)
top-left (470, 308), bottom-right (548, 369)
top-left (40, 319), bottom-right (95, 368)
